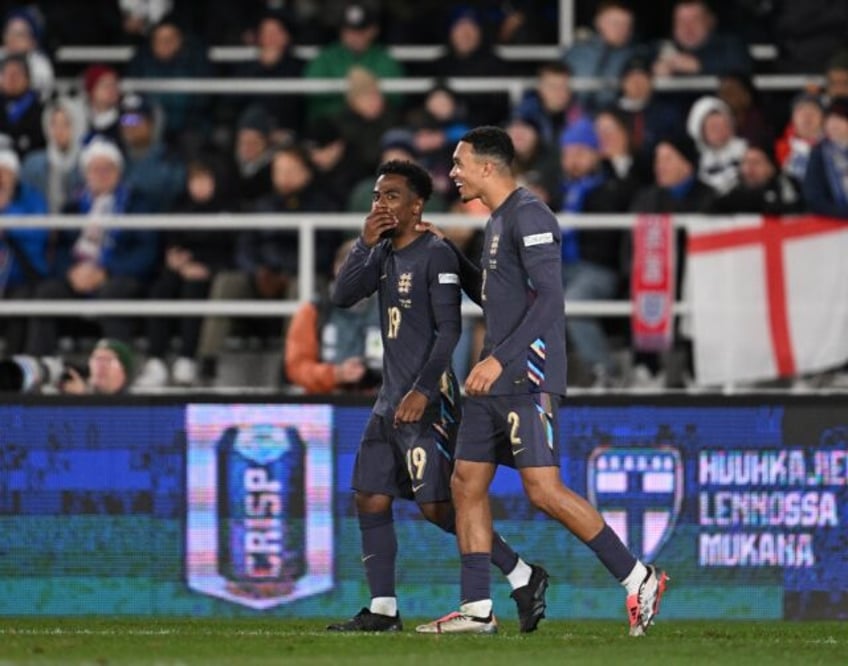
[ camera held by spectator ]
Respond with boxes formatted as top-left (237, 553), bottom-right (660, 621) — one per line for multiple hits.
top-left (0, 354), bottom-right (67, 393)
top-left (59, 339), bottom-right (135, 395)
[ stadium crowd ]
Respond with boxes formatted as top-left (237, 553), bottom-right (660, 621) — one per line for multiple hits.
top-left (0, 0), bottom-right (846, 392)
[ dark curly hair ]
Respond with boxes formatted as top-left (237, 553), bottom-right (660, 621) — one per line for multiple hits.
top-left (376, 159), bottom-right (433, 201)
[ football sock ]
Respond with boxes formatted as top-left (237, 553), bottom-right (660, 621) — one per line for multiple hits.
top-left (428, 510), bottom-right (519, 581)
top-left (505, 557), bottom-right (533, 590)
top-left (370, 596), bottom-right (398, 617)
top-left (460, 552), bottom-right (491, 608)
top-left (460, 598), bottom-right (493, 618)
top-left (621, 561), bottom-right (650, 595)
top-left (358, 510), bottom-right (397, 598)
top-left (585, 523), bottom-right (638, 581)
top-left (491, 531), bottom-right (520, 578)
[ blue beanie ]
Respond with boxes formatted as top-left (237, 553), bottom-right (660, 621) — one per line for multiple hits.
top-left (5, 9), bottom-right (43, 46)
top-left (560, 117), bottom-right (599, 150)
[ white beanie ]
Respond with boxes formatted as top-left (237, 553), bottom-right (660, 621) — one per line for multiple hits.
top-left (0, 148), bottom-right (20, 175)
top-left (80, 138), bottom-right (124, 171)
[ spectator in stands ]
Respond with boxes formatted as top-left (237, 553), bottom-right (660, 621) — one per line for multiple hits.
top-left (0, 146), bottom-right (49, 355)
top-left (629, 134), bottom-right (716, 387)
top-left (505, 114), bottom-right (561, 208)
top-left (717, 72), bottom-right (774, 147)
top-left (430, 6), bottom-right (513, 126)
top-left (233, 105), bottom-right (273, 211)
top-left (559, 117), bottom-right (628, 386)
top-left (686, 95), bottom-right (746, 195)
top-left (514, 61), bottom-right (584, 147)
top-left (119, 0), bottom-right (173, 43)
top-left (125, 13), bottom-right (213, 149)
top-left (825, 50), bottom-right (848, 102)
top-left (419, 84), bottom-right (470, 141)
top-left (564, 0), bottom-right (638, 111)
top-left (233, 9), bottom-right (305, 140)
top-left (803, 97), bottom-right (848, 219)
top-left (0, 8), bottom-right (53, 98)
top-left (0, 54), bottom-right (44, 157)
top-left (651, 0), bottom-right (751, 77)
top-left (135, 158), bottom-right (235, 388)
top-left (335, 66), bottom-right (398, 175)
top-left (196, 145), bottom-right (333, 384)
top-left (26, 139), bottom-right (158, 357)
top-left (285, 238), bottom-right (382, 394)
top-left (304, 2), bottom-right (403, 123)
top-left (81, 64), bottom-right (123, 146)
top-left (119, 93), bottom-right (185, 212)
top-left (60, 338), bottom-right (136, 395)
top-left (387, 0), bottom-right (557, 45)
top-left (305, 117), bottom-right (366, 210)
top-left (595, 106), bottom-right (649, 201)
top-left (255, 144), bottom-right (339, 275)
top-left (631, 133), bottom-right (716, 214)
top-left (348, 128), bottom-right (411, 210)
top-left (347, 128), bottom-right (449, 212)
top-left (616, 55), bottom-right (683, 165)
top-left (775, 92), bottom-right (824, 182)
top-left (712, 143), bottom-right (804, 215)
top-left (406, 85), bottom-right (470, 200)
top-left (21, 97), bottom-right (86, 213)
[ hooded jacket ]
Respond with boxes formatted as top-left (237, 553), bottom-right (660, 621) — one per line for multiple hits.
top-left (686, 95), bottom-right (747, 195)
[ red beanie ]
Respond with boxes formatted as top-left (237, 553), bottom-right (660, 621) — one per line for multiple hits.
top-left (83, 64), bottom-right (117, 96)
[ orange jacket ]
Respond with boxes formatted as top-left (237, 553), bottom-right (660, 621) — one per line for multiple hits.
top-left (284, 301), bottom-right (338, 394)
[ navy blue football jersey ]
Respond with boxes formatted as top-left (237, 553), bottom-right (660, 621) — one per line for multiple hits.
top-left (332, 233), bottom-right (462, 416)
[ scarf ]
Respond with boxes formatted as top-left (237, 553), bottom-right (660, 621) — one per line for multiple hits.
top-left (6, 90), bottom-right (36, 124)
top-left (72, 185), bottom-right (129, 264)
top-left (90, 107), bottom-right (118, 131)
top-left (560, 172), bottom-right (604, 264)
top-left (46, 144), bottom-right (79, 213)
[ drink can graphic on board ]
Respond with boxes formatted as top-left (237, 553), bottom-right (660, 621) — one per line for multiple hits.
top-left (216, 423), bottom-right (306, 593)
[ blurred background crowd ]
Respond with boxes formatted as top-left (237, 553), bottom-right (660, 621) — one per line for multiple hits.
top-left (0, 0), bottom-right (846, 394)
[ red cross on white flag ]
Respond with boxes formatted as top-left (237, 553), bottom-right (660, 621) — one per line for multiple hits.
top-left (687, 215), bottom-right (848, 386)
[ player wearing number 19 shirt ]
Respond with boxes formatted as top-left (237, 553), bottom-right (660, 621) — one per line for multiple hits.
top-left (326, 160), bottom-right (548, 634)
top-left (416, 127), bottom-right (668, 636)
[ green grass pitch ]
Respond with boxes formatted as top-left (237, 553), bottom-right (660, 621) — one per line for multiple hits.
top-left (0, 618), bottom-right (845, 665)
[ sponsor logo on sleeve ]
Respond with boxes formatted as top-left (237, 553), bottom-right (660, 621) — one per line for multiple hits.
top-left (523, 232), bottom-right (554, 247)
top-left (438, 272), bottom-right (459, 284)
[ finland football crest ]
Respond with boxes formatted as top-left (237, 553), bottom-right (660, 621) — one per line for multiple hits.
top-left (587, 446), bottom-right (682, 562)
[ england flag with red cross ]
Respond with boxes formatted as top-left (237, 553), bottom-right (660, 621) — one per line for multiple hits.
top-left (686, 215), bottom-right (848, 386)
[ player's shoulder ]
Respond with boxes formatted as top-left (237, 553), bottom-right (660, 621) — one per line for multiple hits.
top-left (420, 232), bottom-right (455, 255)
top-left (509, 190), bottom-right (557, 232)
top-left (417, 234), bottom-right (460, 277)
top-left (513, 188), bottom-right (556, 218)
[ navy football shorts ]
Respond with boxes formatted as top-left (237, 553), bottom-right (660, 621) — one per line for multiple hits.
top-left (351, 408), bottom-right (456, 504)
top-left (455, 393), bottom-right (560, 468)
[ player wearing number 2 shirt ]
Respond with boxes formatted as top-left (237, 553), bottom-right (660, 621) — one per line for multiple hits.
top-left (416, 126), bottom-right (668, 637)
top-left (327, 160), bottom-right (548, 634)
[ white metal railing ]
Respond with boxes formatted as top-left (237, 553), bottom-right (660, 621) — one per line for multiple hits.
top-left (54, 43), bottom-right (779, 64)
top-left (55, 44), bottom-right (566, 64)
top-left (0, 213), bottom-right (691, 318)
top-left (49, 73), bottom-right (825, 109)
